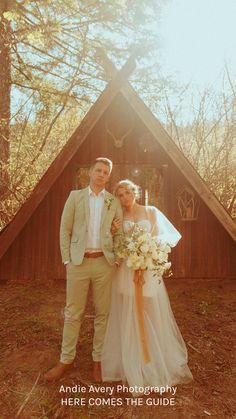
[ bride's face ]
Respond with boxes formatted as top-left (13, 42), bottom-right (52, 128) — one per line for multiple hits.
top-left (116, 187), bottom-right (136, 209)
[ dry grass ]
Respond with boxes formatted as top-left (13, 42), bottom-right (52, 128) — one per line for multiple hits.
top-left (0, 277), bottom-right (235, 419)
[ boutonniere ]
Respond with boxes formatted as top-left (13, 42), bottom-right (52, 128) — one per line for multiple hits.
top-left (105, 197), bottom-right (114, 210)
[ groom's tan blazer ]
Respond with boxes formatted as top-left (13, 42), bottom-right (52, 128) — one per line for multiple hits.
top-left (60, 187), bottom-right (122, 266)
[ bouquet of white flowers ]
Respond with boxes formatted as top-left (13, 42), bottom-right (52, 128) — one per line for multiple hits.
top-left (115, 224), bottom-right (172, 277)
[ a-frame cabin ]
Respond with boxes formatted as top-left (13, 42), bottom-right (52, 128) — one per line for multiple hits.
top-left (0, 53), bottom-right (235, 280)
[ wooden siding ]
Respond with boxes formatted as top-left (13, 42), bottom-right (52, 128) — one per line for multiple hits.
top-left (0, 93), bottom-right (235, 280)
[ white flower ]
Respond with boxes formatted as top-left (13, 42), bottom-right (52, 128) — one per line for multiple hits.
top-left (137, 255), bottom-right (145, 265)
top-left (152, 250), bottom-right (158, 260)
top-left (146, 258), bottom-right (155, 269)
top-left (138, 233), bottom-right (149, 243)
top-left (163, 243), bottom-right (171, 253)
top-left (127, 258), bottom-right (133, 268)
top-left (140, 243), bottom-right (149, 253)
top-left (158, 251), bottom-right (168, 262)
top-left (133, 262), bottom-right (141, 270)
top-left (159, 241), bottom-right (171, 252)
top-left (127, 242), bottom-right (136, 251)
top-left (149, 243), bottom-right (157, 252)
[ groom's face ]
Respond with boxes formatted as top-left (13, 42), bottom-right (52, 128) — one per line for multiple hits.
top-left (89, 162), bottom-right (111, 189)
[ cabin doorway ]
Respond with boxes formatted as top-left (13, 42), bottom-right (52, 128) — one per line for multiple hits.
top-left (76, 164), bottom-right (166, 211)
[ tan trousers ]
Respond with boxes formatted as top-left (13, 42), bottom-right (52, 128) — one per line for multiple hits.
top-left (60, 256), bottom-right (115, 364)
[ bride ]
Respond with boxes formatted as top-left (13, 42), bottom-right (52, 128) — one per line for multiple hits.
top-left (101, 179), bottom-right (193, 393)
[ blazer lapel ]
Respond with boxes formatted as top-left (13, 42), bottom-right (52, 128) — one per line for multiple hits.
top-left (101, 191), bottom-right (109, 226)
top-left (84, 187), bottom-right (90, 227)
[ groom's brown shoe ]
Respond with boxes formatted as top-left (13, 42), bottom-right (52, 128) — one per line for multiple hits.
top-left (93, 361), bottom-right (102, 382)
top-left (44, 361), bottom-right (74, 382)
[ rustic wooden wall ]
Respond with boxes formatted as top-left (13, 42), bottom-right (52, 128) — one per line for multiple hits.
top-left (0, 93), bottom-right (235, 280)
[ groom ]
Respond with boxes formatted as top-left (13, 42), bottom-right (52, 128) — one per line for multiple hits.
top-left (44, 157), bottom-right (122, 382)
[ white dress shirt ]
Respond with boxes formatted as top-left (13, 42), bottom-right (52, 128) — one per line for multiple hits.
top-left (85, 186), bottom-right (105, 252)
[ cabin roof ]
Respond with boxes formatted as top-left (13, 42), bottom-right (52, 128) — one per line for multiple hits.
top-left (0, 54), bottom-right (235, 260)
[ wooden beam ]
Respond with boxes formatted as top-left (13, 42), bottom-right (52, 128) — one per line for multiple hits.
top-left (0, 54), bottom-right (136, 259)
top-left (96, 47), bottom-right (143, 81)
top-left (95, 48), bottom-right (117, 80)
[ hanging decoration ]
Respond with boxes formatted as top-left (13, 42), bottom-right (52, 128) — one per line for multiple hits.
top-left (177, 185), bottom-right (199, 220)
top-left (105, 114), bottom-right (135, 148)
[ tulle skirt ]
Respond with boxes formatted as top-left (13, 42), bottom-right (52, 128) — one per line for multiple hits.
top-left (101, 262), bottom-right (193, 392)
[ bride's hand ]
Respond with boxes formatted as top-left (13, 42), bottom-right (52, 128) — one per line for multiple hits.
top-left (111, 217), bottom-right (121, 235)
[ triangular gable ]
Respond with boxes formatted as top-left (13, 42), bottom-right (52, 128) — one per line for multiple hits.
top-left (0, 54), bottom-right (235, 262)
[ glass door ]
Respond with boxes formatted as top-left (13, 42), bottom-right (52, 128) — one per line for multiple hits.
top-left (76, 164), bottom-right (165, 210)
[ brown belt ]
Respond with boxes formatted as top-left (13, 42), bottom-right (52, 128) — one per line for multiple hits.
top-left (84, 252), bottom-right (104, 258)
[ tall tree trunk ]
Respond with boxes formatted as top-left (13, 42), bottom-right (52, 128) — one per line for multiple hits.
top-left (0, 1), bottom-right (11, 194)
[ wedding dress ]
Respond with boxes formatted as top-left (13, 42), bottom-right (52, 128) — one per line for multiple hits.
top-left (101, 208), bottom-right (193, 392)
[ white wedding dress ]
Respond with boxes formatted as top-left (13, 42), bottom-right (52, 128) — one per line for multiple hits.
top-left (101, 209), bottom-right (193, 391)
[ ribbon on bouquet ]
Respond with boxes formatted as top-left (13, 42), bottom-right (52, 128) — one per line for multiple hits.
top-left (133, 269), bottom-right (150, 364)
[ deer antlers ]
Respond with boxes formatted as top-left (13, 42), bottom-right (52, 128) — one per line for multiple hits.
top-left (105, 114), bottom-right (135, 148)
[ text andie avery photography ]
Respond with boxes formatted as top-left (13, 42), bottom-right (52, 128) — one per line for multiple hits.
top-left (59, 383), bottom-right (177, 407)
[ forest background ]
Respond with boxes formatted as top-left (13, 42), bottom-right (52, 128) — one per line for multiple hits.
top-left (0, 0), bottom-right (235, 230)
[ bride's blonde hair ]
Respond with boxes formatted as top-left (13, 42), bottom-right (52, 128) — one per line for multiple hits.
top-left (114, 179), bottom-right (141, 199)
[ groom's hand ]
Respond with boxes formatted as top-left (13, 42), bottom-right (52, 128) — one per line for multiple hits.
top-left (111, 217), bottom-right (121, 236)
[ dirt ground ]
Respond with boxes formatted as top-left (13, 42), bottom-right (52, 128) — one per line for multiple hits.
top-left (0, 276), bottom-right (235, 419)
